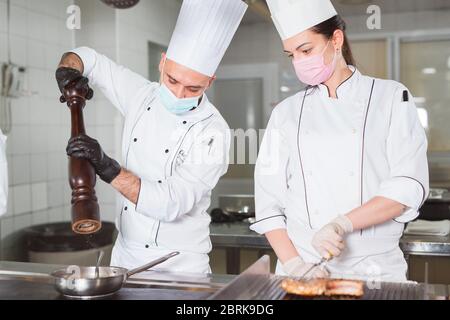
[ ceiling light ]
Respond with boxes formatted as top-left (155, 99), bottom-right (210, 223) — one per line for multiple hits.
top-left (280, 86), bottom-right (291, 93)
top-left (414, 97), bottom-right (426, 104)
top-left (422, 68), bottom-right (436, 75)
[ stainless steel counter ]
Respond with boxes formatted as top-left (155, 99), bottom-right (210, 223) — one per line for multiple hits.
top-left (0, 261), bottom-right (233, 300)
top-left (211, 222), bottom-right (450, 255)
top-left (210, 222), bottom-right (450, 275)
top-left (0, 259), bottom-right (448, 300)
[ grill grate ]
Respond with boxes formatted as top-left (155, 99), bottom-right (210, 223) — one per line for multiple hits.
top-left (245, 276), bottom-right (426, 300)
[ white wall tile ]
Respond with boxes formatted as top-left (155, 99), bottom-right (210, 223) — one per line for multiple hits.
top-left (1, 1), bottom-right (77, 254)
top-left (46, 125), bottom-right (63, 152)
top-left (11, 154), bottom-right (30, 185)
top-left (30, 126), bottom-right (48, 154)
top-left (9, 35), bottom-right (27, 66)
top-left (27, 39), bottom-right (46, 69)
top-left (43, 15), bottom-right (60, 45)
top-left (0, 33), bottom-right (8, 63)
top-left (30, 153), bottom-right (48, 183)
top-left (27, 68), bottom-right (47, 100)
top-left (0, 2), bottom-right (7, 33)
top-left (0, 217), bottom-right (14, 239)
top-left (31, 209), bottom-right (48, 226)
top-left (27, 11), bottom-right (45, 41)
top-left (8, 126), bottom-right (30, 155)
top-left (96, 125), bottom-right (115, 152)
top-left (10, 5), bottom-right (28, 38)
top-left (63, 180), bottom-right (71, 204)
top-left (31, 182), bottom-right (48, 211)
top-left (62, 207), bottom-right (71, 222)
top-left (46, 103), bottom-right (61, 127)
top-left (6, 187), bottom-right (14, 217)
top-left (12, 184), bottom-right (31, 215)
top-left (10, 0), bottom-right (27, 9)
top-left (45, 43), bottom-right (62, 71)
top-left (47, 152), bottom-right (64, 180)
top-left (48, 207), bottom-right (63, 222)
top-left (6, 155), bottom-right (12, 184)
top-left (47, 180), bottom-right (64, 208)
top-left (58, 23), bottom-right (74, 48)
top-left (29, 97), bottom-right (48, 125)
top-left (13, 213), bottom-right (31, 232)
top-left (10, 97), bottom-right (30, 125)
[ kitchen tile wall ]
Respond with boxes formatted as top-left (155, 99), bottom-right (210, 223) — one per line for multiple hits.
top-left (0, 0), bottom-right (73, 258)
top-left (0, 0), bottom-right (183, 260)
top-left (0, 0), bottom-right (115, 259)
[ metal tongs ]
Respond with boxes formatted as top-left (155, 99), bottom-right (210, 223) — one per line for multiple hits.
top-left (298, 256), bottom-right (331, 280)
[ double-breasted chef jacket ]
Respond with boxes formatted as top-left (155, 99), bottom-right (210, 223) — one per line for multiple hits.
top-left (0, 129), bottom-right (7, 217)
top-left (71, 47), bottom-right (230, 273)
top-left (251, 66), bottom-right (429, 281)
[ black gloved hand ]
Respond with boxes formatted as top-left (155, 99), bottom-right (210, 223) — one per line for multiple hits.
top-left (66, 134), bottom-right (121, 183)
top-left (55, 67), bottom-right (94, 100)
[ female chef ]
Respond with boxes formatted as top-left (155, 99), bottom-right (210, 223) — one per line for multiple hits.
top-left (250, 0), bottom-right (429, 282)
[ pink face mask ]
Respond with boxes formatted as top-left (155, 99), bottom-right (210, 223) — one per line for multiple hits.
top-left (292, 41), bottom-right (338, 86)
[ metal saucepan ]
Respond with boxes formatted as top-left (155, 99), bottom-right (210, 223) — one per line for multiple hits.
top-left (51, 251), bottom-right (179, 299)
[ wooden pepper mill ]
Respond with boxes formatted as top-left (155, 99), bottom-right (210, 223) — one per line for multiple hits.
top-left (60, 80), bottom-right (101, 234)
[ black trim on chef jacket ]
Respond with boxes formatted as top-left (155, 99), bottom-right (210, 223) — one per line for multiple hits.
top-left (297, 79), bottom-right (376, 232)
top-left (322, 68), bottom-right (356, 99)
top-left (152, 113), bottom-right (215, 247)
top-left (360, 79), bottom-right (376, 235)
top-left (392, 175), bottom-right (428, 223)
top-left (297, 88), bottom-right (313, 228)
top-left (250, 214), bottom-right (287, 227)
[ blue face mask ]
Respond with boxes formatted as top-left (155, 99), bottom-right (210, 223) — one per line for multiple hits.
top-left (158, 83), bottom-right (202, 115)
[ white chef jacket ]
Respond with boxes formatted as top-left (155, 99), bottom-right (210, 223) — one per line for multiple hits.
top-left (0, 129), bottom-right (7, 217)
top-left (251, 66), bottom-right (429, 280)
top-left (71, 47), bottom-right (230, 273)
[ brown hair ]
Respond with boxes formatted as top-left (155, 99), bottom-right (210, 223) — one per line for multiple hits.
top-left (311, 15), bottom-right (355, 66)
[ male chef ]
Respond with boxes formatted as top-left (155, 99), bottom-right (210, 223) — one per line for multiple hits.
top-left (55, 0), bottom-right (247, 273)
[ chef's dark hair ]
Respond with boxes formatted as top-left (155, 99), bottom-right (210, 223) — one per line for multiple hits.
top-left (311, 15), bottom-right (355, 66)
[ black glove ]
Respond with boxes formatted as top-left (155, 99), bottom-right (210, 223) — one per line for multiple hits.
top-left (66, 134), bottom-right (121, 184)
top-left (55, 67), bottom-right (94, 100)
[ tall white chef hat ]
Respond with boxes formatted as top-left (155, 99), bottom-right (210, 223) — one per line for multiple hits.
top-left (166, 0), bottom-right (248, 77)
top-left (266, 0), bottom-right (337, 40)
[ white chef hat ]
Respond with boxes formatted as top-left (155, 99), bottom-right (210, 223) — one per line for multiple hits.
top-left (266, 0), bottom-right (338, 40)
top-left (166, 0), bottom-right (248, 77)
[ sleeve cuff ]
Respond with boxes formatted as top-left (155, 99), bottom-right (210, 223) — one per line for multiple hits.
top-left (376, 176), bottom-right (426, 211)
top-left (249, 214), bottom-right (286, 234)
top-left (70, 47), bottom-right (97, 76)
top-left (394, 207), bottom-right (420, 223)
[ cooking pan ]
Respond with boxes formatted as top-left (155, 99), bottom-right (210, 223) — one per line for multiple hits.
top-left (51, 251), bottom-right (179, 298)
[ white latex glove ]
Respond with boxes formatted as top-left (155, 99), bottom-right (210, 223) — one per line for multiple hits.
top-left (282, 256), bottom-right (329, 279)
top-left (311, 215), bottom-right (353, 259)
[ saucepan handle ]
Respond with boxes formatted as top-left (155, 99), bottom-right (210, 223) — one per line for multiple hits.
top-left (126, 251), bottom-right (180, 278)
